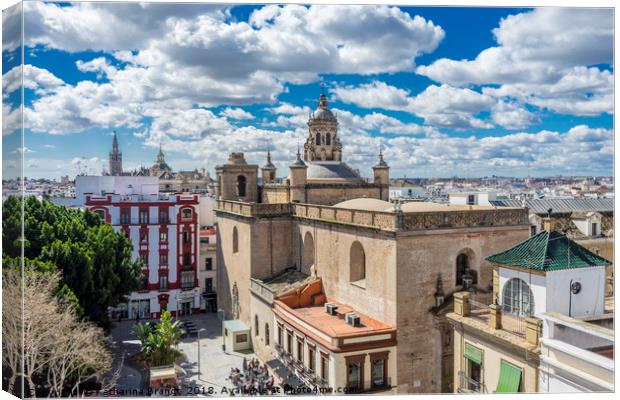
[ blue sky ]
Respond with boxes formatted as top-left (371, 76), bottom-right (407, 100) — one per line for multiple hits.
top-left (2, 3), bottom-right (614, 179)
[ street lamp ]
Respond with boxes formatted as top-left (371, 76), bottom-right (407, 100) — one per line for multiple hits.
top-left (197, 328), bottom-right (206, 381)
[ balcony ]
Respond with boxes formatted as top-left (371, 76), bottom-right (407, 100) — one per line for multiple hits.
top-left (468, 297), bottom-right (527, 338)
top-left (250, 278), bottom-right (276, 303)
top-left (273, 343), bottom-right (330, 391)
top-left (457, 371), bottom-right (481, 394)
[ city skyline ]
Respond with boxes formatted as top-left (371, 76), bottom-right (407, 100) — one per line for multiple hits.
top-left (2, 4), bottom-right (614, 180)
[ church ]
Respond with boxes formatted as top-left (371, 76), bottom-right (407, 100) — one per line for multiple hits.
top-left (216, 94), bottom-right (388, 206)
top-left (214, 93), bottom-right (531, 393)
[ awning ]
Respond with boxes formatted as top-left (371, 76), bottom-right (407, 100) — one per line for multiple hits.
top-left (495, 361), bottom-right (522, 393)
top-left (464, 344), bottom-right (482, 365)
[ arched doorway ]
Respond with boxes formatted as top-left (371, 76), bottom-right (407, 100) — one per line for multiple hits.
top-left (237, 175), bottom-right (246, 197)
top-left (455, 250), bottom-right (478, 287)
top-left (302, 231), bottom-right (315, 275)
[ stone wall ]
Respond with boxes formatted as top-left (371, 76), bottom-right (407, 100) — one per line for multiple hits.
top-left (262, 186), bottom-right (290, 204)
top-left (394, 226), bottom-right (530, 393)
top-left (250, 290), bottom-right (276, 362)
top-left (305, 185), bottom-right (384, 206)
top-left (298, 221), bottom-right (398, 326)
top-left (216, 215), bottom-right (254, 324)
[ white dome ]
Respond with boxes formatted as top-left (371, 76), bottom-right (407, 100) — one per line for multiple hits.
top-left (333, 198), bottom-right (392, 211)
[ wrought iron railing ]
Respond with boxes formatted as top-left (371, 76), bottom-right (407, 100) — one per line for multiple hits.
top-left (467, 298), bottom-right (527, 338)
top-left (457, 371), bottom-right (481, 393)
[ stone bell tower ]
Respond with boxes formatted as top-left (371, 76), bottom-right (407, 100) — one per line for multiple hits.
top-left (304, 94), bottom-right (342, 162)
top-left (109, 131), bottom-right (123, 176)
top-left (372, 149), bottom-right (390, 201)
top-left (215, 153), bottom-right (258, 202)
top-left (261, 150), bottom-right (277, 184)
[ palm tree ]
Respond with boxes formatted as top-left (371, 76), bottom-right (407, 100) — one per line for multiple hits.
top-left (157, 311), bottom-right (185, 349)
top-left (133, 322), bottom-right (154, 348)
top-left (133, 311), bottom-right (185, 367)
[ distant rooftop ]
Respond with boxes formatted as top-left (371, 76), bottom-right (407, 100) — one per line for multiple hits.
top-left (490, 198), bottom-right (613, 214)
top-left (333, 197), bottom-right (512, 213)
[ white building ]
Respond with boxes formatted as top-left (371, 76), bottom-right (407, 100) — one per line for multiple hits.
top-left (449, 191), bottom-right (497, 206)
top-left (81, 175), bottom-right (201, 319)
top-left (389, 186), bottom-right (426, 200)
top-left (539, 312), bottom-right (613, 392)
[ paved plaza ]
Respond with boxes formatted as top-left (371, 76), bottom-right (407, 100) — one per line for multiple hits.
top-left (110, 313), bottom-right (258, 397)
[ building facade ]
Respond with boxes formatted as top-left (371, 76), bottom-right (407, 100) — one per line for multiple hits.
top-left (447, 221), bottom-right (611, 393)
top-left (199, 226), bottom-right (218, 312)
top-left (83, 176), bottom-right (201, 319)
top-left (213, 93), bottom-right (532, 394)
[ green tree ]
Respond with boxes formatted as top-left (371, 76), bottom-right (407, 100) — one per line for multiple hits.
top-left (2, 196), bottom-right (143, 329)
top-left (134, 311), bottom-right (184, 367)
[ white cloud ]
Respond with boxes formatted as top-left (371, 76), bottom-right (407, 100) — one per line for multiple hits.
top-left (70, 156), bottom-right (105, 175)
top-left (3, 103), bottom-right (21, 136)
top-left (333, 82), bottom-right (497, 130)
top-left (332, 81), bottom-right (410, 109)
top-left (220, 107), bottom-right (255, 120)
top-left (491, 102), bottom-right (540, 130)
top-left (21, 3), bottom-right (444, 110)
top-left (416, 8), bottom-right (613, 118)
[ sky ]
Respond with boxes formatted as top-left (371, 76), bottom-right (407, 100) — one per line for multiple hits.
top-left (1, 3), bottom-right (614, 180)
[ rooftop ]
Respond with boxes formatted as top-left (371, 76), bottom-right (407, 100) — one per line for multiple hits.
top-left (490, 198), bottom-right (613, 214)
top-left (334, 197), bottom-right (513, 213)
top-left (274, 279), bottom-right (394, 340)
top-left (283, 301), bottom-right (395, 338)
top-left (200, 227), bottom-right (216, 237)
top-left (260, 269), bottom-right (314, 295)
top-left (486, 230), bottom-right (610, 271)
top-left (305, 161), bottom-right (363, 182)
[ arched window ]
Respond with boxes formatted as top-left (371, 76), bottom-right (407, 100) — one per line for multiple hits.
top-left (325, 132), bottom-right (331, 145)
top-left (502, 278), bottom-right (535, 316)
top-left (237, 175), bottom-right (246, 197)
top-left (350, 241), bottom-right (366, 283)
top-left (265, 323), bottom-right (270, 346)
top-left (255, 315), bottom-right (259, 336)
top-left (182, 208), bottom-right (193, 219)
top-left (94, 209), bottom-right (105, 220)
top-left (316, 133), bottom-right (321, 145)
top-left (456, 252), bottom-right (478, 286)
top-left (456, 253), bottom-right (469, 286)
top-left (232, 227), bottom-right (239, 254)
top-left (302, 231), bottom-right (315, 275)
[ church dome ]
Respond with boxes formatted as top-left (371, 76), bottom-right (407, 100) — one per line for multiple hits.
top-left (309, 94), bottom-right (337, 121)
top-left (334, 198), bottom-right (392, 211)
top-left (305, 161), bottom-right (363, 182)
top-left (310, 107), bottom-right (336, 121)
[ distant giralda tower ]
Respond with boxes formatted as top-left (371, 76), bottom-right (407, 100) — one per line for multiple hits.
top-left (109, 131), bottom-right (123, 176)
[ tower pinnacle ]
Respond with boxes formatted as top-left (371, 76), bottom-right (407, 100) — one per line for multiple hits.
top-left (109, 131), bottom-right (123, 175)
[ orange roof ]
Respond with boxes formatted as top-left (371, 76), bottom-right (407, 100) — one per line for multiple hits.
top-left (200, 228), bottom-right (216, 237)
top-left (273, 279), bottom-right (395, 352)
top-left (276, 300), bottom-right (395, 339)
